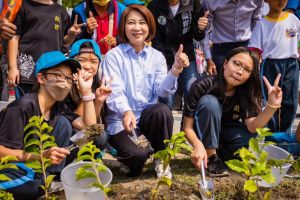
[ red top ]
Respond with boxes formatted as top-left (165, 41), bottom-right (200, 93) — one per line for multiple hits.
top-left (95, 1), bottom-right (118, 55)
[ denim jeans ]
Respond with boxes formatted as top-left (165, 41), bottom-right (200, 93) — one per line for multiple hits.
top-left (159, 61), bottom-right (198, 109)
top-left (194, 95), bottom-right (256, 161)
top-left (261, 58), bottom-right (299, 132)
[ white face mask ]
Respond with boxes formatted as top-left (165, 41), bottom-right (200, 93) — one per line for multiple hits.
top-left (93, 0), bottom-right (110, 6)
top-left (44, 79), bottom-right (71, 101)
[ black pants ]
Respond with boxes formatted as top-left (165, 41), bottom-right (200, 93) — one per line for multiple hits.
top-left (108, 103), bottom-right (173, 176)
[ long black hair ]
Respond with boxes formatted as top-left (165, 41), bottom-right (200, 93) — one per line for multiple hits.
top-left (217, 46), bottom-right (262, 118)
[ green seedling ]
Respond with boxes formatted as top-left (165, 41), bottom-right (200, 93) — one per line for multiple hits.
top-left (23, 116), bottom-right (57, 200)
top-left (151, 132), bottom-right (192, 200)
top-left (75, 141), bottom-right (111, 195)
top-left (225, 128), bottom-right (297, 200)
top-left (0, 156), bottom-right (18, 200)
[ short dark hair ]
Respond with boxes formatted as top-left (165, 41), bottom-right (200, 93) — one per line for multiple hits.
top-left (118, 4), bottom-right (156, 43)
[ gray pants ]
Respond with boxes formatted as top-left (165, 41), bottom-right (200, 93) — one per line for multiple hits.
top-left (194, 95), bottom-right (256, 161)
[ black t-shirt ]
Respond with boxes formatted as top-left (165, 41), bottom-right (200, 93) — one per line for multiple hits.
top-left (0, 93), bottom-right (79, 149)
top-left (14, 0), bottom-right (70, 84)
top-left (184, 76), bottom-right (258, 124)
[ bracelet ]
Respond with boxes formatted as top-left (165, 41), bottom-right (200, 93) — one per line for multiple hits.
top-left (266, 102), bottom-right (281, 109)
top-left (171, 65), bottom-right (183, 75)
top-left (82, 93), bottom-right (95, 101)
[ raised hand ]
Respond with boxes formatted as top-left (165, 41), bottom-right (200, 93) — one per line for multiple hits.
top-left (68, 15), bottom-right (85, 38)
top-left (174, 44), bottom-right (190, 69)
top-left (86, 11), bottom-right (98, 34)
top-left (263, 73), bottom-right (282, 108)
top-left (0, 10), bottom-right (17, 41)
top-left (95, 76), bottom-right (112, 104)
top-left (76, 68), bottom-right (93, 96)
top-left (198, 11), bottom-right (209, 31)
top-left (99, 34), bottom-right (117, 46)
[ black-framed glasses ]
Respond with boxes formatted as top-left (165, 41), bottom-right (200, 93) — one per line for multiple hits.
top-left (43, 72), bottom-right (75, 84)
top-left (232, 60), bottom-right (252, 74)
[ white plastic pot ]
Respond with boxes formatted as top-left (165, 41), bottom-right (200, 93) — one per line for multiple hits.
top-left (61, 161), bottom-right (112, 200)
top-left (258, 145), bottom-right (293, 187)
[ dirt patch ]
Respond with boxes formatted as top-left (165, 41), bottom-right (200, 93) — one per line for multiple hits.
top-left (56, 156), bottom-right (300, 199)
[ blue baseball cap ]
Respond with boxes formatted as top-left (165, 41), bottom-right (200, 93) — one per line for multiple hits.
top-left (35, 51), bottom-right (81, 76)
top-left (69, 39), bottom-right (102, 61)
top-left (123, 0), bottom-right (145, 6)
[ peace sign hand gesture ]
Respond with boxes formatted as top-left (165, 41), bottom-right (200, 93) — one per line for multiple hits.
top-left (263, 74), bottom-right (282, 108)
top-left (68, 15), bottom-right (85, 38)
top-left (95, 77), bottom-right (113, 104)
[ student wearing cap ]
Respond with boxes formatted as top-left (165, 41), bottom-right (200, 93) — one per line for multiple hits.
top-left (66, 39), bottom-right (112, 150)
top-left (0, 51), bottom-right (96, 199)
top-left (71, 0), bottom-right (126, 55)
top-left (122, 0), bottom-right (145, 6)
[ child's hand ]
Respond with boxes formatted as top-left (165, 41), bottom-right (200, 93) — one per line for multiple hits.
top-left (42, 146), bottom-right (70, 165)
top-left (191, 143), bottom-right (208, 169)
top-left (0, 10), bottom-right (16, 41)
top-left (68, 15), bottom-right (84, 38)
top-left (198, 11), bottom-right (209, 31)
top-left (76, 69), bottom-right (93, 96)
top-left (95, 77), bottom-right (112, 104)
top-left (7, 68), bottom-right (19, 86)
top-left (263, 73), bottom-right (282, 108)
top-left (99, 34), bottom-right (117, 46)
top-left (86, 11), bottom-right (98, 34)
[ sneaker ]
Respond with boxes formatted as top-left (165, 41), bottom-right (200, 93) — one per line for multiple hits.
top-left (154, 159), bottom-right (172, 179)
top-left (206, 154), bottom-right (230, 177)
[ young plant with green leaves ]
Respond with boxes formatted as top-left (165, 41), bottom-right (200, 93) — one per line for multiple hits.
top-left (75, 141), bottom-right (111, 195)
top-left (23, 116), bottom-right (57, 200)
top-left (0, 156), bottom-right (18, 200)
top-left (225, 128), bottom-right (297, 200)
top-left (151, 132), bottom-right (192, 200)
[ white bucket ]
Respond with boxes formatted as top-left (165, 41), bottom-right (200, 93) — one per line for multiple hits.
top-left (258, 145), bottom-right (293, 187)
top-left (61, 161), bottom-right (113, 200)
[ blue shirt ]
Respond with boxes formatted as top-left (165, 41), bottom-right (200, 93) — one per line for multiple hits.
top-left (286, 0), bottom-right (300, 19)
top-left (102, 43), bottom-right (178, 135)
top-left (202, 0), bottom-right (263, 59)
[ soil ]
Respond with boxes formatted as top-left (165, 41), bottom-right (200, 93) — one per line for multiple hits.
top-left (57, 155), bottom-right (300, 200)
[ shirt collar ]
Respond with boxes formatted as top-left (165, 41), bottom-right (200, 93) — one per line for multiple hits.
top-left (122, 43), bottom-right (148, 56)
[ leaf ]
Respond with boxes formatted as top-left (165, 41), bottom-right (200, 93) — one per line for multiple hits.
top-left (23, 129), bottom-right (40, 144)
top-left (46, 175), bottom-right (56, 188)
top-left (263, 190), bottom-right (272, 200)
top-left (158, 176), bottom-right (172, 188)
top-left (41, 134), bottom-right (51, 142)
top-left (39, 185), bottom-right (46, 192)
top-left (96, 164), bottom-right (107, 172)
top-left (76, 155), bottom-right (94, 162)
top-left (251, 162), bottom-right (267, 176)
top-left (244, 179), bottom-right (258, 193)
top-left (238, 148), bottom-right (256, 166)
top-left (0, 156), bottom-right (17, 164)
top-left (77, 146), bottom-right (93, 158)
top-left (0, 174), bottom-right (11, 181)
top-left (225, 160), bottom-right (250, 175)
top-left (24, 121), bottom-right (39, 133)
top-left (261, 172), bottom-right (276, 184)
top-left (0, 163), bottom-right (18, 171)
top-left (41, 121), bottom-right (53, 134)
top-left (25, 160), bottom-right (42, 170)
top-left (24, 146), bottom-right (40, 154)
top-left (24, 138), bottom-right (40, 149)
top-left (75, 167), bottom-right (97, 181)
top-left (176, 143), bottom-right (192, 153)
top-left (42, 141), bottom-right (56, 150)
top-left (256, 128), bottom-right (272, 137)
top-left (249, 138), bottom-right (259, 153)
top-left (90, 182), bottom-right (104, 190)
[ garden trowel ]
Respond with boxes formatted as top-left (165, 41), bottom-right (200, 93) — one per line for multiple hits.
top-left (199, 160), bottom-right (214, 200)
